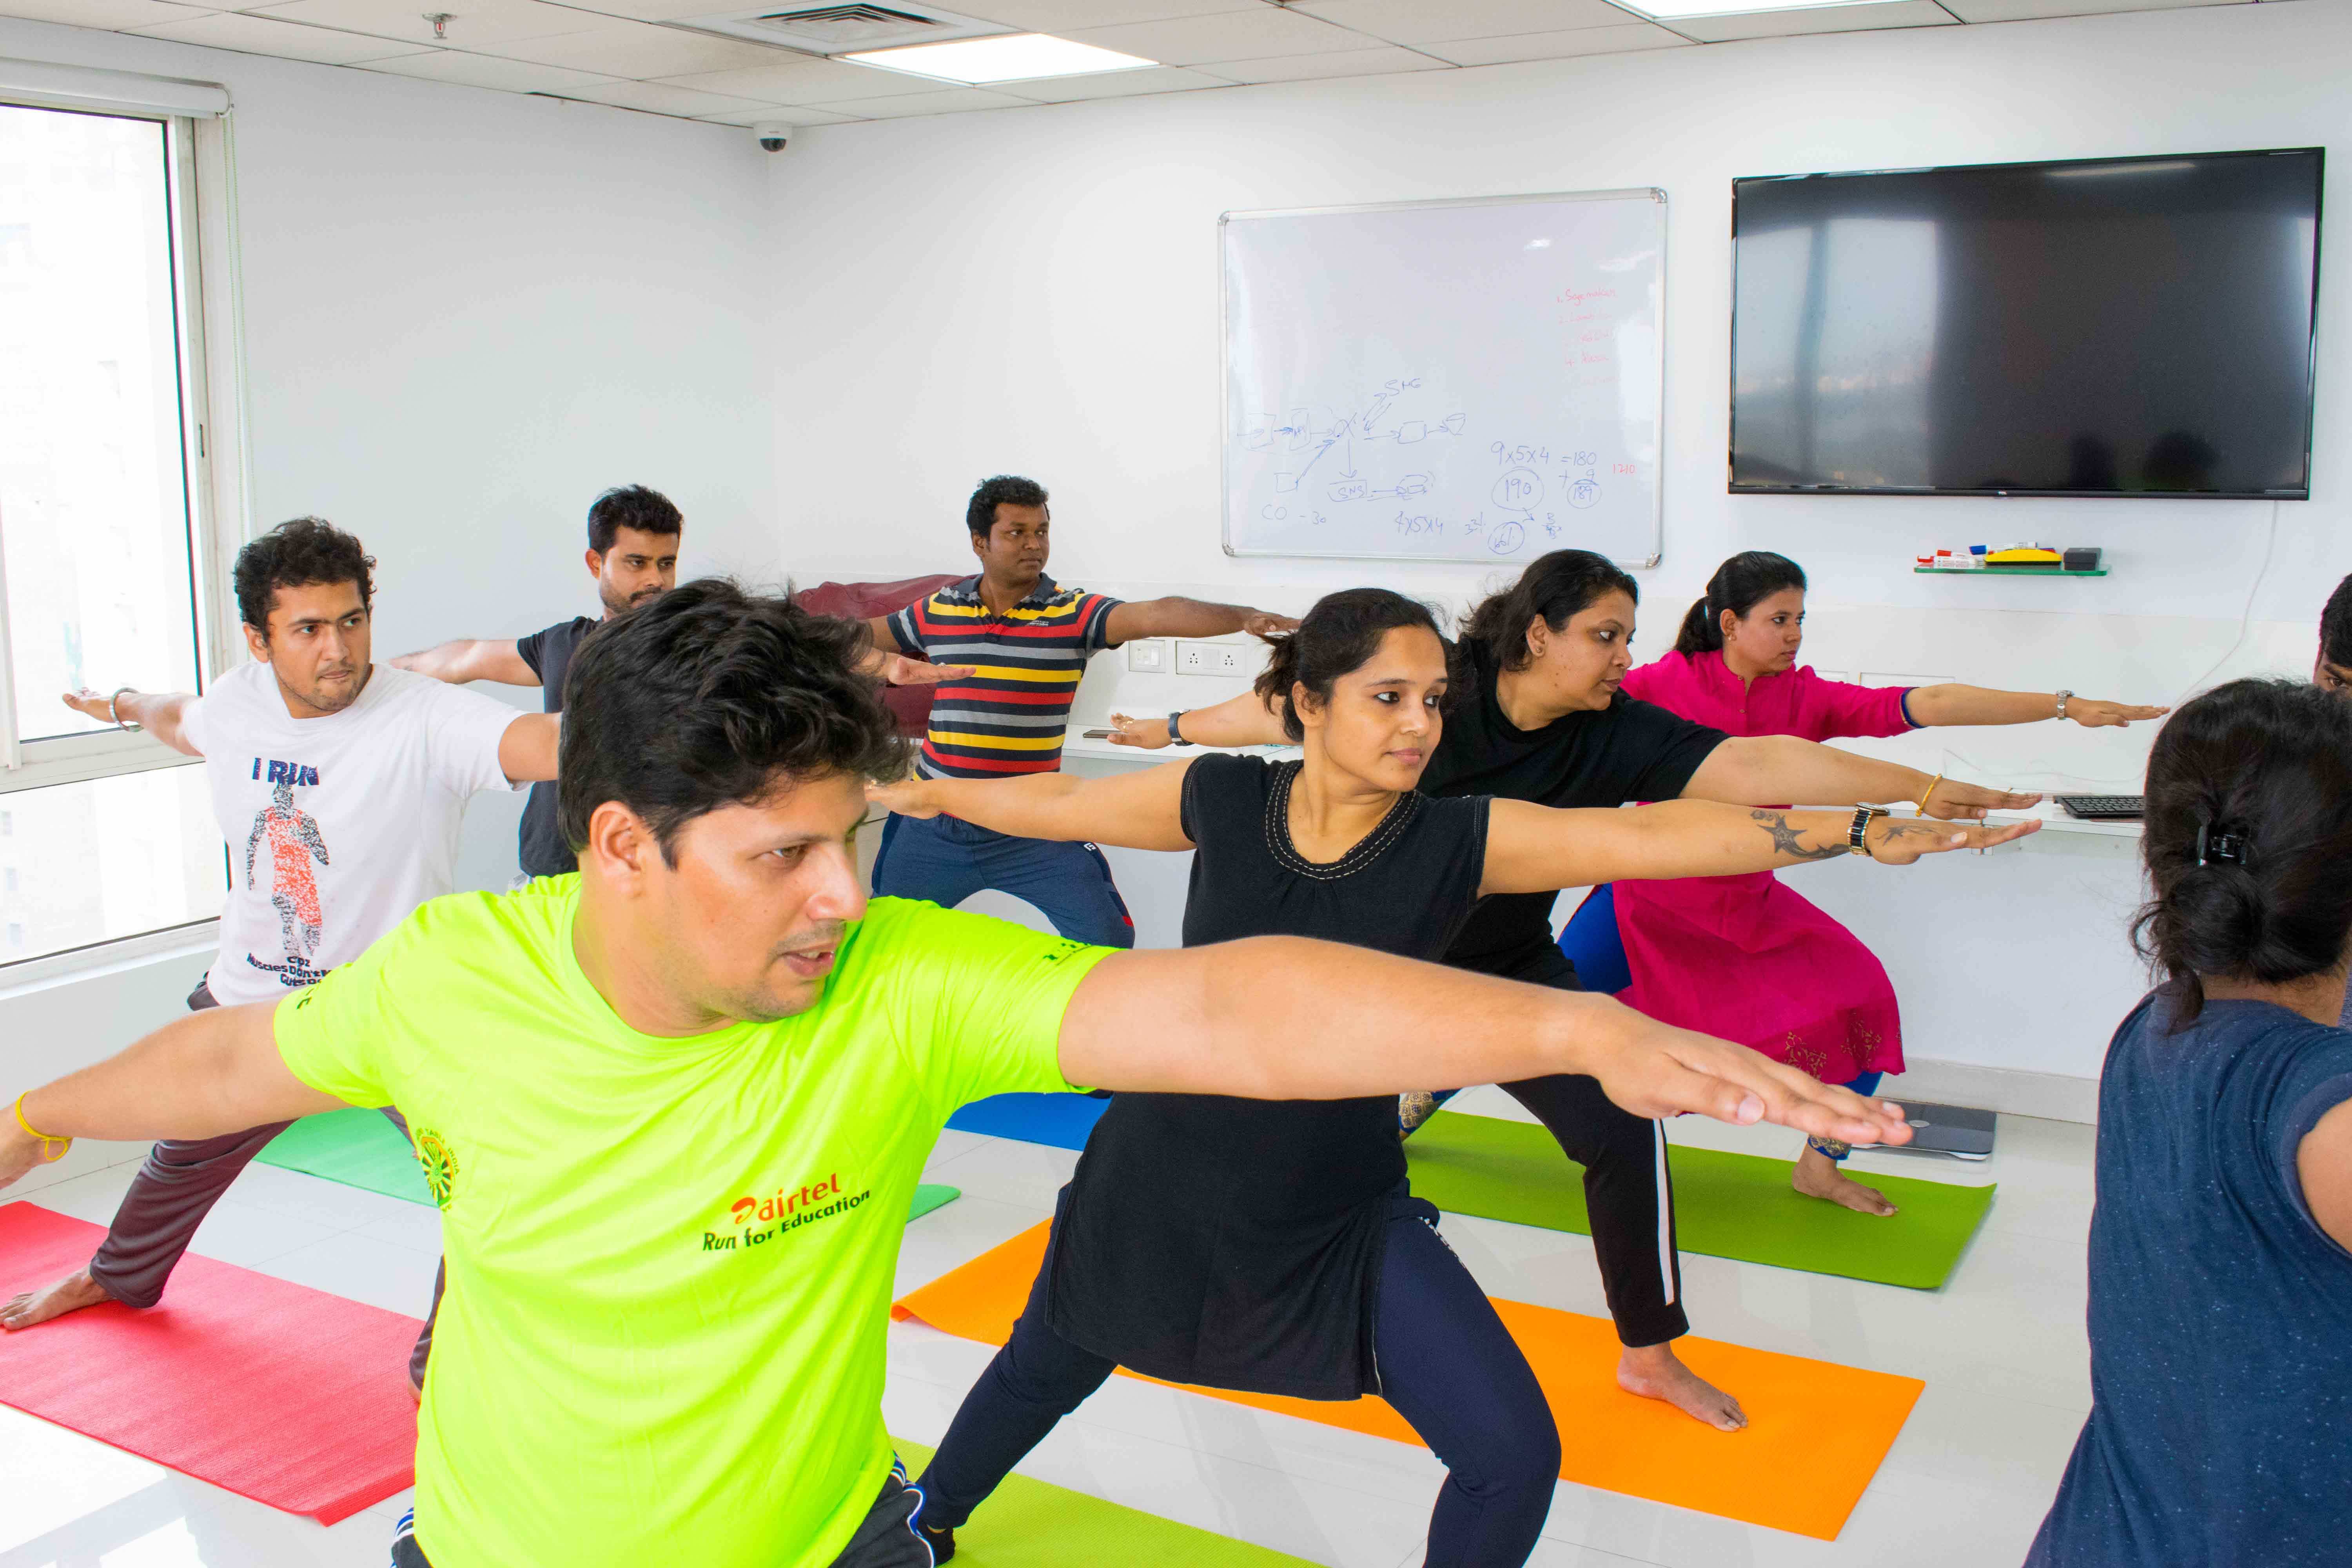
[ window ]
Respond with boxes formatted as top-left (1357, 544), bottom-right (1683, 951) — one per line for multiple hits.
top-left (1, 85), bottom-right (241, 968)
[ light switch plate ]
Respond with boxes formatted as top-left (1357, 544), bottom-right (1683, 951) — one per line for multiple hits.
top-left (1125, 639), bottom-right (1169, 673)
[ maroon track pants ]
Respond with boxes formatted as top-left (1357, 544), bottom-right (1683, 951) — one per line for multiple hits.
top-left (84, 980), bottom-right (443, 1388)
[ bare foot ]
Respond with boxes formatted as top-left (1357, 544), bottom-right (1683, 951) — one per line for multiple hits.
top-left (1793, 1145), bottom-right (1899, 1216)
top-left (1618, 1341), bottom-right (1747, 1431)
top-left (1, 1268), bottom-right (114, 1331)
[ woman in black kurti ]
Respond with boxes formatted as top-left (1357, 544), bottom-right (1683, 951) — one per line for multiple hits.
top-left (1108, 552), bottom-right (2040, 1429)
top-left (875, 589), bottom-right (2024, 1566)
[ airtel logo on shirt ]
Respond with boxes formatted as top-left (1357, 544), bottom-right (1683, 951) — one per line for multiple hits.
top-left (731, 1175), bottom-right (844, 1226)
top-left (701, 1173), bottom-right (872, 1254)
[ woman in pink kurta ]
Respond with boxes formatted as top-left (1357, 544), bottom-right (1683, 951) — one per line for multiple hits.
top-left (1574, 552), bottom-right (2166, 1213)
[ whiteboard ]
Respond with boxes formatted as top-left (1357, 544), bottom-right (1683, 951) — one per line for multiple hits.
top-left (1221, 190), bottom-right (1666, 566)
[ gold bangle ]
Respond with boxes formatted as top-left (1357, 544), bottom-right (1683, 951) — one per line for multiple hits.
top-left (12, 1093), bottom-right (71, 1163)
top-left (1918, 771), bottom-right (1945, 813)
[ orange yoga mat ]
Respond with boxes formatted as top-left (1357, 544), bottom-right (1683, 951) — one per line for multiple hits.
top-left (893, 1222), bottom-right (1923, 1541)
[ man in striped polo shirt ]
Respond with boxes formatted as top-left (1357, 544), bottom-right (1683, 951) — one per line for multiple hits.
top-left (864, 474), bottom-right (1294, 947)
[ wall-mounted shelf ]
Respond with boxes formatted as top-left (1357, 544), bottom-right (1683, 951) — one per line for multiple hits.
top-left (1914, 565), bottom-right (2107, 578)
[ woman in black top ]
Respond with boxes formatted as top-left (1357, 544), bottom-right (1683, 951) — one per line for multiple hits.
top-left (1111, 552), bottom-right (2042, 1430)
top-left (875, 589), bottom-right (2025, 1565)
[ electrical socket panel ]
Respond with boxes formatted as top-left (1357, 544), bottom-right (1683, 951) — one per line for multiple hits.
top-left (1124, 639), bottom-right (1170, 673)
top-left (1176, 641), bottom-right (1250, 677)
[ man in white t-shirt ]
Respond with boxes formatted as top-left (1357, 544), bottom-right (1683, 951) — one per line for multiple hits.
top-left (0, 517), bottom-right (555, 1396)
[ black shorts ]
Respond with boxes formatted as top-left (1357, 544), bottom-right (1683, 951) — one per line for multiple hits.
top-left (394, 1458), bottom-right (933, 1567)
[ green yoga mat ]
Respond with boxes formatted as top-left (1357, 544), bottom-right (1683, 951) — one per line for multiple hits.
top-left (1405, 1111), bottom-right (1995, 1290)
top-left (892, 1439), bottom-right (1314, 1566)
top-left (258, 1110), bottom-right (962, 1223)
top-left (256, 1108), bottom-right (431, 1203)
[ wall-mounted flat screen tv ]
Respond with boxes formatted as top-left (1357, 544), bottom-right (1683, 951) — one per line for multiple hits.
top-left (1729, 149), bottom-right (2322, 497)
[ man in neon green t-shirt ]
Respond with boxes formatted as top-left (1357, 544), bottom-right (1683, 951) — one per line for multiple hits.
top-left (0, 581), bottom-right (1908, 1568)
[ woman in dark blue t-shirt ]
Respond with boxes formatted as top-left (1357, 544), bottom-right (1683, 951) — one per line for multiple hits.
top-left (2029, 677), bottom-right (2352, 1567)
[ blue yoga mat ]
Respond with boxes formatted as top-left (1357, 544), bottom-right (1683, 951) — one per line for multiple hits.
top-left (945, 1093), bottom-right (1107, 1151)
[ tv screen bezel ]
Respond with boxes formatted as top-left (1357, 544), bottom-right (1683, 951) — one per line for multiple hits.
top-left (1726, 147), bottom-right (2325, 500)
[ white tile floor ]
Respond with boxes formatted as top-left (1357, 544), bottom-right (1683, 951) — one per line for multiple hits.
top-left (0, 1093), bottom-right (2092, 1568)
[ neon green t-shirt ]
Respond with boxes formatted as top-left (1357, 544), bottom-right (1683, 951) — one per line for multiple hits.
top-left (274, 880), bottom-right (1110, 1568)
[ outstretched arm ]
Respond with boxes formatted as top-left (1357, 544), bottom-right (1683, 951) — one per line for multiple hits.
top-left (1905, 685), bottom-right (2167, 729)
top-left (2299, 1097), bottom-right (2352, 1253)
top-left (1106, 689), bottom-right (1290, 751)
top-left (390, 639), bottom-right (536, 686)
top-left (0, 1002), bottom-right (346, 1187)
top-left (497, 713), bottom-right (562, 784)
top-left (61, 688), bottom-right (200, 756)
top-left (1104, 599), bottom-right (1298, 645)
top-left (1683, 734), bottom-right (2042, 821)
top-left (1058, 936), bottom-right (1914, 1149)
top-left (867, 762), bottom-right (1195, 852)
top-left (1478, 799), bottom-right (2038, 896)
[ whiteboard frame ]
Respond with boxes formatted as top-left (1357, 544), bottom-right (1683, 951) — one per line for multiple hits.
top-left (1218, 187), bottom-right (1669, 568)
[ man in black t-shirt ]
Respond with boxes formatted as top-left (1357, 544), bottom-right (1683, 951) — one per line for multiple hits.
top-left (394, 485), bottom-right (686, 879)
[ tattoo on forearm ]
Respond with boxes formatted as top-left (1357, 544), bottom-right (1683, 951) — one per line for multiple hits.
top-left (1751, 810), bottom-right (1847, 861)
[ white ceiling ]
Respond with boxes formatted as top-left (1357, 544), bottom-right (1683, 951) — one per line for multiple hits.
top-left (0, 0), bottom-right (2263, 129)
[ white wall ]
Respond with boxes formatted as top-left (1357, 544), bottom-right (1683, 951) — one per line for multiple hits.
top-left (0, 16), bottom-right (779, 1098)
top-left (765, 0), bottom-right (2352, 1100)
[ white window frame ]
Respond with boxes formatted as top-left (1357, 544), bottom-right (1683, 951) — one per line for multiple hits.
top-left (0, 61), bottom-right (251, 798)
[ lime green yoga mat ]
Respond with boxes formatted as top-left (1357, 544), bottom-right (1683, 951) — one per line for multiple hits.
top-left (258, 1110), bottom-right (962, 1224)
top-left (1405, 1111), bottom-right (1995, 1290)
top-left (892, 1439), bottom-right (1315, 1566)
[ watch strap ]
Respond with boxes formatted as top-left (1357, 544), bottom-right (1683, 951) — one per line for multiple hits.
top-left (1167, 710), bottom-right (1196, 747)
top-left (1849, 804), bottom-right (1887, 855)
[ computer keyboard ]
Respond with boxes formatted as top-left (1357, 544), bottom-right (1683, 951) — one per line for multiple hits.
top-left (2055, 794), bottom-right (2145, 821)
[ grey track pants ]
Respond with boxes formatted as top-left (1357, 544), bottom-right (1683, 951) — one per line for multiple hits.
top-left (84, 980), bottom-right (443, 1387)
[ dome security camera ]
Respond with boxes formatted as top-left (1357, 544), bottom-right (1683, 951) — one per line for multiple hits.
top-left (753, 122), bottom-right (791, 153)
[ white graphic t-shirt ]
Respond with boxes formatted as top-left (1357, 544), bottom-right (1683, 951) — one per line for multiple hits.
top-left (181, 662), bottom-right (523, 1005)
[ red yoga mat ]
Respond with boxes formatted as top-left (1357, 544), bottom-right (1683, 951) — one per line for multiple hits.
top-left (0, 1201), bottom-right (419, 1524)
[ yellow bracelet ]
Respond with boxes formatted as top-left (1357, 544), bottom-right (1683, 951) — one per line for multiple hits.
top-left (1918, 771), bottom-right (1945, 813)
top-left (11, 1093), bottom-right (71, 1163)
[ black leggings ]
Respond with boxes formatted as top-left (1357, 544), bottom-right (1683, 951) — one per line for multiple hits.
top-left (914, 1191), bottom-right (1560, 1568)
top-left (1460, 938), bottom-right (1688, 1348)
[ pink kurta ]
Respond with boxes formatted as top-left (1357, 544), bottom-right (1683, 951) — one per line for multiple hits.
top-left (1611, 650), bottom-right (1916, 1083)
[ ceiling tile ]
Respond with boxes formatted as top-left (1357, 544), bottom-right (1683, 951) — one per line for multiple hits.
top-left (0, 0), bottom-right (218, 27)
top-left (1940, 0), bottom-right (2241, 19)
top-left (1425, 20), bottom-right (1694, 62)
top-left (652, 56), bottom-right (932, 102)
top-left (960, 1), bottom-right (1253, 25)
top-left (1058, 6), bottom-right (1376, 65)
top-left (689, 102), bottom-right (861, 126)
top-left (987, 63), bottom-right (1234, 100)
top-left (363, 49), bottom-right (622, 91)
top-left (481, 18), bottom-right (800, 75)
top-left (127, 9), bottom-right (433, 60)
top-left (1196, 44), bottom-right (1451, 82)
top-left (828, 86), bottom-right (1036, 116)
top-left (1290, 0), bottom-right (1633, 45)
top-left (247, 0), bottom-right (610, 48)
top-left (552, 77), bottom-right (776, 114)
top-left (1664, 0), bottom-right (1958, 41)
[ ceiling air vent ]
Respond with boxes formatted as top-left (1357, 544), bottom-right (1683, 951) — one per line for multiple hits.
top-left (674, 3), bottom-right (1006, 54)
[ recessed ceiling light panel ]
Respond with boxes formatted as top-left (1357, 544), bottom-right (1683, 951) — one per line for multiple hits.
top-left (843, 33), bottom-right (1159, 84)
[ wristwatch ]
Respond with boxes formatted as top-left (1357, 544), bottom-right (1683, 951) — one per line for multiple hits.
top-left (1167, 711), bottom-right (1197, 747)
top-left (2053, 689), bottom-right (2073, 720)
top-left (1848, 804), bottom-right (1889, 856)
